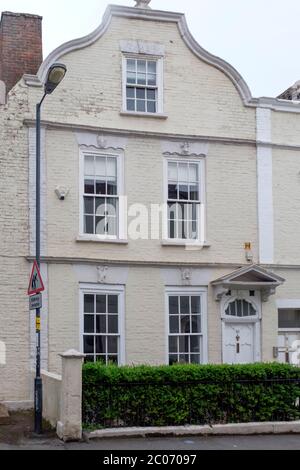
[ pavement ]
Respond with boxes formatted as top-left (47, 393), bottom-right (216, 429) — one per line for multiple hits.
top-left (1, 434), bottom-right (300, 450)
top-left (1, 411), bottom-right (300, 450)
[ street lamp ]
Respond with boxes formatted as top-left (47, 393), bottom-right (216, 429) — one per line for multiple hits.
top-left (35, 63), bottom-right (67, 434)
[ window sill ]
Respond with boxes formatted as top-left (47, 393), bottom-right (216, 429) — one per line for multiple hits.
top-left (77, 236), bottom-right (128, 245)
top-left (120, 111), bottom-right (168, 119)
top-left (161, 240), bottom-right (211, 248)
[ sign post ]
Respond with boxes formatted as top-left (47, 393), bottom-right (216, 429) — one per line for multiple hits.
top-left (28, 260), bottom-right (44, 434)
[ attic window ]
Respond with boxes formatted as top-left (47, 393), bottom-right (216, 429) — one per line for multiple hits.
top-left (122, 55), bottom-right (164, 115)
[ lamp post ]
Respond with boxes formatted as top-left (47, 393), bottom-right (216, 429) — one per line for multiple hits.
top-left (35, 63), bottom-right (67, 434)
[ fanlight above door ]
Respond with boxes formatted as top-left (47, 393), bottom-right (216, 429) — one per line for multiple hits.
top-left (225, 299), bottom-right (256, 318)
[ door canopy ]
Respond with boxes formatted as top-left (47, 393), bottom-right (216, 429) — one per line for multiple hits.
top-left (211, 265), bottom-right (285, 302)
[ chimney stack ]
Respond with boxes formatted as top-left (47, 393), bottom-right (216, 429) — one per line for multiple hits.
top-left (0, 12), bottom-right (43, 94)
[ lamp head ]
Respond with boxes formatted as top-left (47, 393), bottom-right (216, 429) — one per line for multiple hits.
top-left (44, 63), bottom-right (67, 94)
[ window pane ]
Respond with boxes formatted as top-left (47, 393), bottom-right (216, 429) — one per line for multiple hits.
top-left (84, 179), bottom-right (94, 194)
top-left (107, 180), bottom-right (117, 196)
top-left (178, 185), bottom-right (189, 200)
top-left (137, 60), bottom-right (146, 73)
top-left (137, 100), bottom-right (146, 112)
top-left (137, 73), bottom-right (146, 85)
top-left (84, 315), bottom-right (94, 333)
top-left (95, 216), bottom-right (105, 235)
top-left (190, 185), bottom-right (199, 201)
top-left (106, 217), bottom-right (117, 236)
top-left (168, 162), bottom-right (177, 181)
top-left (107, 337), bottom-right (118, 354)
top-left (96, 295), bottom-right (106, 313)
top-left (178, 163), bottom-right (188, 182)
top-left (127, 99), bottom-right (135, 111)
top-left (85, 156), bottom-right (94, 175)
top-left (147, 89), bottom-right (156, 100)
top-left (169, 354), bottom-right (178, 365)
top-left (84, 294), bottom-right (94, 313)
top-left (136, 88), bottom-right (146, 99)
top-left (190, 354), bottom-right (200, 364)
top-left (179, 354), bottom-right (189, 364)
top-left (180, 296), bottom-right (190, 314)
top-left (191, 297), bottom-right (201, 314)
top-left (236, 300), bottom-right (243, 317)
top-left (127, 59), bottom-right (136, 71)
top-left (169, 220), bottom-right (176, 239)
top-left (169, 296), bottom-right (179, 314)
top-left (169, 336), bottom-right (178, 353)
top-left (84, 197), bottom-right (94, 215)
top-left (108, 296), bottom-right (118, 313)
top-left (192, 315), bottom-right (201, 333)
top-left (108, 315), bottom-right (118, 334)
top-left (168, 184), bottom-right (178, 200)
top-left (126, 87), bottom-right (135, 98)
top-left (108, 356), bottom-right (118, 365)
top-left (127, 72), bottom-right (136, 84)
top-left (107, 158), bottom-right (117, 177)
top-left (181, 315), bottom-right (190, 334)
top-left (189, 164), bottom-right (198, 182)
top-left (95, 198), bottom-right (106, 216)
top-left (84, 216), bottom-right (94, 234)
top-left (96, 337), bottom-right (106, 354)
top-left (95, 157), bottom-right (106, 176)
top-left (96, 315), bottom-right (106, 334)
top-left (84, 336), bottom-right (94, 354)
top-left (95, 179), bottom-right (106, 195)
top-left (169, 316), bottom-right (179, 334)
top-left (106, 198), bottom-right (117, 216)
top-left (147, 61), bottom-right (157, 74)
top-left (168, 202), bottom-right (176, 220)
top-left (279, 309), bottom-right (300, 328)
top-left (147, 101), bottom-right (156, 113)
top-left (179, 336), bottom-right (189, 353)
top-left (190, 336), bottom-right (200, 353)
top-left (147, 74), bottom-right (156, 86)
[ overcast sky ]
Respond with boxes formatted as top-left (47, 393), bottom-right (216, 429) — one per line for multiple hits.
top-left (1, 0), bottom-right (299, 97)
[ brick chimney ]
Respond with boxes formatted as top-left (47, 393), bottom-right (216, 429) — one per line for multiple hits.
top-left (0, 12), bottom-right (43, 94)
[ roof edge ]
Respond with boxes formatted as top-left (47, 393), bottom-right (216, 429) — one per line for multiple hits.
top-left (24, 3), bottom-right (253, 105)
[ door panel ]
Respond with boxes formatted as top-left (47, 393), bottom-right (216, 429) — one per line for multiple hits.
top-left (223, 323), bottom-right (254, 364)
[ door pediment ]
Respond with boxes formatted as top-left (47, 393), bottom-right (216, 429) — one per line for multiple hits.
top-left (212, 265), bottom-right (285, 302)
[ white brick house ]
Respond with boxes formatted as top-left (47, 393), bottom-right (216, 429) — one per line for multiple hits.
top-left (1, 0), bottom-right (300, 404)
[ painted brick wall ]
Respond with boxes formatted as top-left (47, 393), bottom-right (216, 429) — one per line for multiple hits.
top-left (27, 16), bottom-right (256, 140)
top-left (0, 81), bottom-right (31, 401)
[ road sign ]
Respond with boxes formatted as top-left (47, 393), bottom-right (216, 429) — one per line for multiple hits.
top-left (28, 261), bottom-right (45, 296)
top-left (29, 293), bottom-right (42, 311)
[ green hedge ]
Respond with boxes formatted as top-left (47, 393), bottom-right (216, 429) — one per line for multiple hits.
top-left (82, 363), bottom-right (300, 428)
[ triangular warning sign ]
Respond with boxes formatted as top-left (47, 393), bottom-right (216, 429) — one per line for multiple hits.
top-left (28, 261), bottom-right (45, 296)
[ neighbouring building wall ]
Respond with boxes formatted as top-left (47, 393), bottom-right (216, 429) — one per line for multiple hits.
top-left (0, 81), bottom-right (31, 401)
top-left (0, 12), bottom-right (42, 94)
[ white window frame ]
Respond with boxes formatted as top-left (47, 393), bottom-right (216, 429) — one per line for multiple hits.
top-left (163, 157), bottom-right (206, 244)
top-left (165, 287), bottom-right (208, 365)
top-left (79, 284), bottom-right (126, 365)
top-left (122, 55), bottom-right (164, 115)
top-left (79, 149), bottom-right (125, 241)
top-left (278, 308), bottom-right (300, 333)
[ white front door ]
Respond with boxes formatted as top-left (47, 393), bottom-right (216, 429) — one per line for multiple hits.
top-left (223, 322), bottom-right (255, 364)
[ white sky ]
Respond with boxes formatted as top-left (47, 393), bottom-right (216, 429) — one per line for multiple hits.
top-left (1, 0), bottom-right (299, 97)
